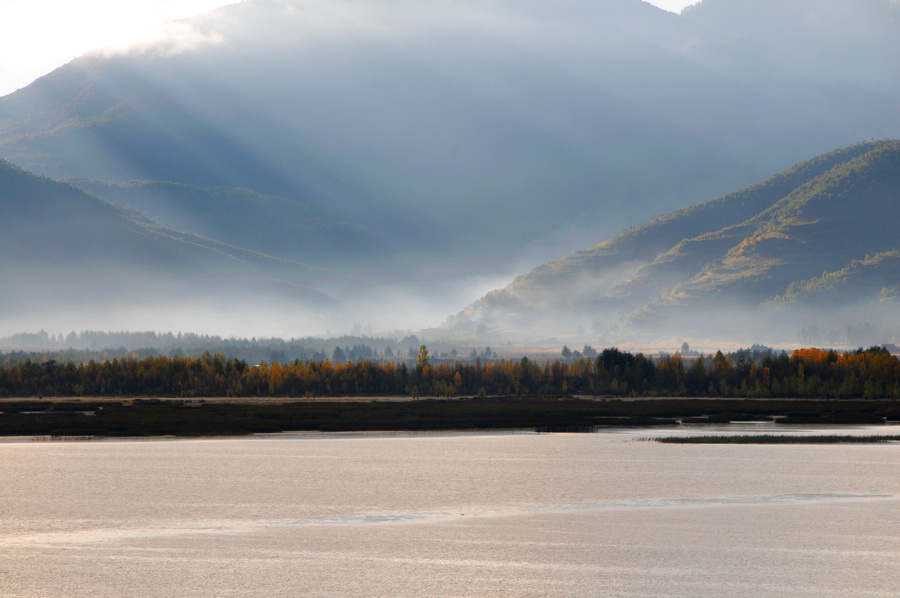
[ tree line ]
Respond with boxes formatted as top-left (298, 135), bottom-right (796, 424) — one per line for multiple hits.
top-left (0, 330), bottom-right (427, 366)
top-left (1, 346), bottom-right (899, 399)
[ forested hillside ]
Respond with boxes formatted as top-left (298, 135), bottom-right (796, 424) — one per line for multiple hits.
top-left (446, 141), bottom-right (900, 344)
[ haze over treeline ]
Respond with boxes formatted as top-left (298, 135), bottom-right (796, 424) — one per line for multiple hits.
top-left (1, 0), bottom-right (899, 342)
top-left (0, 329), bottom-right (431, 365)
top-left (4, 345), bottom-right (900, 402)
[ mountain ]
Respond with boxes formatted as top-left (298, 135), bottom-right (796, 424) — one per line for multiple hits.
top-left (2, 1), bottom-right (899, 278)
top-left (1, 0), bottom-right (899, 336)
top-left (770, 250), bottom-right (900, 307)
top-left (0, 159), bottom-right (334, 335)
top-left (69, 179), bottom-right (369, 263)
top-left (443, 140), bottom-right (900, 345)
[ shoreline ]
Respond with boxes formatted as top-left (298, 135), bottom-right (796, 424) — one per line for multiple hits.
top-left (1, 394), bottom-right (885, 403)
top-left (1, 396), bottom-right (898, 437)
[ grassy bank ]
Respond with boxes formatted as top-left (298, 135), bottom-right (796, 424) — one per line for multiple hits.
top-left (1, 397), bottom-right (899, 437)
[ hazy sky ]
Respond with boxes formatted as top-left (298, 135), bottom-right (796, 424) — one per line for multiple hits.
top-left (0, 0), bottom-right (697, 97)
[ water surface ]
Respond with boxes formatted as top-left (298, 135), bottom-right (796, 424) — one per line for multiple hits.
top-left (1, 428), bottom-right (898, 596)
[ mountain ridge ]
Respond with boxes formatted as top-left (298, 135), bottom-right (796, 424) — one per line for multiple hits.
top-left (444, 140), bottom-right (900, 343)
top-left (1, 0), bottom-right (899, 336)
top-left (2, 0), bottom-right (898, 278)
top-left (0, 159), bottom-right (337, 334)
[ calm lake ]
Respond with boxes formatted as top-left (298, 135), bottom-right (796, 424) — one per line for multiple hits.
top-left (2, 427), bottom-right (899, 597)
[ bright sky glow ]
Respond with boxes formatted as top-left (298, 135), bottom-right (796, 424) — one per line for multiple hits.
top-left (0, 0), bottom-right (239, 96)
top-left (647, 0), bottom-right (700, 13)
top-left (0, 0), bottom-right (699, 98)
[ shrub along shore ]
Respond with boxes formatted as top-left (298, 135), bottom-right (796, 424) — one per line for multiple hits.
top-left (2, 345), bottom-right (900, 436)
top-left (3, 346), bottom-right (900, 400)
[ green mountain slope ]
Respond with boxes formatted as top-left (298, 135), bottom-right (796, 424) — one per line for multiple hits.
top-left (444, 140), bottom-right (900, 343)
top-left (769, 250), bottom-right (900, 306)
top-left (657, 141), bottom-right (900, 304)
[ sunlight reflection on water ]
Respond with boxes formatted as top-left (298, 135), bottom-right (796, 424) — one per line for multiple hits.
top-left (1, 430), bottom-right (899, 597)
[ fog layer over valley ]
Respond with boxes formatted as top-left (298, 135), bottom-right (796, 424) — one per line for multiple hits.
top-left (447, 141), bottom-right (900, 347)
top-left (1, 0), bottom-right (899, 339)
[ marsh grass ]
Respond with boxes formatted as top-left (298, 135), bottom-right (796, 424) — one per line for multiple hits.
top-left (2, 397), bottom-right (898, 437)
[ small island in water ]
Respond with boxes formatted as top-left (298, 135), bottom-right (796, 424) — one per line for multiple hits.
top-left (650, 434), bottom-right (900, 444)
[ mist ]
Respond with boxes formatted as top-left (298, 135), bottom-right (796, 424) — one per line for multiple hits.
top-left (1, 0), bottom-right (899, 346)
top-left (0, 263), bottom-right (521, 341)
